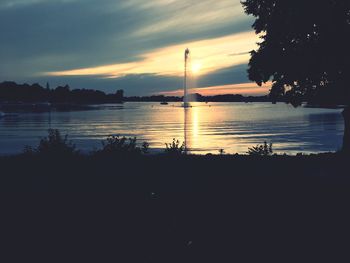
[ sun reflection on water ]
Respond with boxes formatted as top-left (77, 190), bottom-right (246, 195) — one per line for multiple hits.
top-left (184, 103), bottom-right (216, 154)
top-left (184, 106), bottom-right (200, 153)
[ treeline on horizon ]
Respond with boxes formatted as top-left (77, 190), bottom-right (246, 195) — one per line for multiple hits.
top-left (0, 81), bottom-right (273, 103)
top-left (0, 81), bottom-right (346, 105)
top-left (0, 81), bottom-right (124, 104)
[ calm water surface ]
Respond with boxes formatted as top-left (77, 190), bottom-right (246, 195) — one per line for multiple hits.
top-left (0, 102), bottom-right (344, 155)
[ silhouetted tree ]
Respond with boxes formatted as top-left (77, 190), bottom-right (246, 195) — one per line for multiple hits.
top-left (51, 85), bottom-right (71, 102)
top-left (241, 0), bottom-right (350, 152)
top-left (0, 81), bottom-right (50, 102)
top-left (115, 90), bottom-right (124, 100)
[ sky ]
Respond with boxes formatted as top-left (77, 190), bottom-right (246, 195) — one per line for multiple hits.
top-left (0, 0), bottom-right (270, 96)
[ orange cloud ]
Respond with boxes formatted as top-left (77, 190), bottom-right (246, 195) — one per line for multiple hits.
top-left (44, 31), bottom-right (258, 79)
top-left (158, 82), bottom-right (271, 96)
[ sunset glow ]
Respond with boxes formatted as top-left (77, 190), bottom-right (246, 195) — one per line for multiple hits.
top-left (191, 62), bottom-right (202, 74)
top-left (44, 31), bottom-right (258, 79)
top-left (158, 82), bottom-right (271, 96)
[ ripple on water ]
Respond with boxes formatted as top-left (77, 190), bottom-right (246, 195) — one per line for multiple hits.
top-left (0, 102), bottom-right (344, 155)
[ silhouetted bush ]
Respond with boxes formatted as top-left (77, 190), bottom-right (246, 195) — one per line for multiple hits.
top-left (96, 135), bottom-right (145, 156)
top-left (248, 142), bottom-right (273, 156)
top-left (165, 139), bottom-right (185, 155)
top-left (24, 129), bottom-right (78, 156)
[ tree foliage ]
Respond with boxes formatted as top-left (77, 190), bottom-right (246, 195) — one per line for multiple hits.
top-left (248, 142), bottom-right (273, 156)
top-left (241, 0), bottom-right (350, 106)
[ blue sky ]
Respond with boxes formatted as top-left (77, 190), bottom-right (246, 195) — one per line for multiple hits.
top-left (0, 0), bottom-right (269, 96)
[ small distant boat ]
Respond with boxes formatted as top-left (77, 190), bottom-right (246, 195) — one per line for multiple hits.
top-left (0, 111), bottom-right (5, 118)
top-left (160, 102), bottom-right (169, 105)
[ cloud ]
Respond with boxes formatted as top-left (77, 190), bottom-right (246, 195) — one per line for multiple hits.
top-left (0, 0), bottom-right (255, 95)
top-left (130, 0), bottom-right (248, 37)
top-left (44, 31), bottom-right (258, 78)
top-left (158, 82), bottom-right (271, 96)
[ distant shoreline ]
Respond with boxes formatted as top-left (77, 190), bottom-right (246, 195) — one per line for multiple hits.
top-left (1, 81), bottom-right (345, 111)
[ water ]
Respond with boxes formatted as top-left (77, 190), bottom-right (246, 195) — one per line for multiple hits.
top-left (0, 102), bottom-right (344, 155)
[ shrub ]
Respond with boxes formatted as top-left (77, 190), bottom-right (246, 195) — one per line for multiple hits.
top-left (248, 142), bottom-right (273, 156)
top-left (98, 135), bottom-right (145, 156)
top-left (24, 129), bottom-right (77, 156)
top-left (165, 139), bottom-right (185, 155)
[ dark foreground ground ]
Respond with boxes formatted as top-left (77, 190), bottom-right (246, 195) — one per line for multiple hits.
top-left (1, 154), bottom-right (350, 262)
